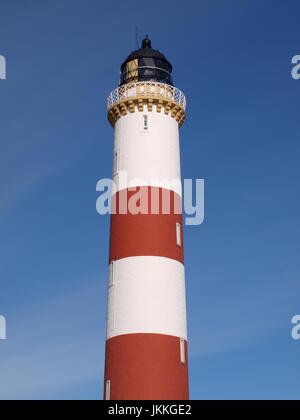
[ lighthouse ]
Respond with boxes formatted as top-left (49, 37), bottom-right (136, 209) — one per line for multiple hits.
top-left (104, 36), bottom-right (189, 400)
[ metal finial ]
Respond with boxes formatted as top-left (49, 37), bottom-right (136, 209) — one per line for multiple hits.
top-left (142, 35), bottom-right (152, 49)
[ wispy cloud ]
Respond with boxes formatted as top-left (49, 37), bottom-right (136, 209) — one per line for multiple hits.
top-left (0, 279), bottom-right (106, 400)
top-left (188, 273), bottom-right (299, 358)
top-left (0, 136), bottom-right (93, 222)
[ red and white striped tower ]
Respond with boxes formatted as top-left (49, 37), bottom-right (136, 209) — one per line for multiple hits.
top-left (104, 37), bottom-right (189, 400)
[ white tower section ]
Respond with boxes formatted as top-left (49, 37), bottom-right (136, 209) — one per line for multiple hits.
top-left (108, 82), bottom-right (186, 194)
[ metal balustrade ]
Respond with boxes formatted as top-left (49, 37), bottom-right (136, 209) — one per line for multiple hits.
top-left (107, 82), bottom-right (186, 111)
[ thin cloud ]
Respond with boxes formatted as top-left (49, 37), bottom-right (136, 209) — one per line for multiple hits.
top-left (188, 275), bottom-right (299, 358)
top-left (0, 279), bottom-right (106, 400)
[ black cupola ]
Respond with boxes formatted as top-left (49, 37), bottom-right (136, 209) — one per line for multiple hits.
top-left (120, 36), bottom-right (173, 86)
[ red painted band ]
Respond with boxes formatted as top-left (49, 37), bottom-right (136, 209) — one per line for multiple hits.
top-left (109, 187), bottom-right (184, 264)
top-left (104, 333), bottom-right (189, 400)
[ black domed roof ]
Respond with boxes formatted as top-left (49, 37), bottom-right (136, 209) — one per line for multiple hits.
top-left (120, 36), bottom-right (173, 86)
top-left (122, 36), bottom-right (172, 71)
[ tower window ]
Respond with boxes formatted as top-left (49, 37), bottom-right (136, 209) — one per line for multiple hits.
top-left (105, 380), bottom-right (111, 400)
top-left (176, 223), bottom-right (182, 247)
top-left (180, 339), bottom-right (186, 364)
top-left (109, 261), bottom-right (116, 287)
top-left (143, 115), bottom-right (148, 131)
top-left (113, 151), bottom-right (119, 176)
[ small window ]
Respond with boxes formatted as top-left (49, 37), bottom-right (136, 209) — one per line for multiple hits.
top-left (176, 223), bottom-right (182, 247)
top-left (105, 380), bottom-right (111, 400)
top-left (143, 115), bottom-right (148, 131)
top-left (109, 261), bottom-right (116, 287)
top-left (180, 339), bottom-right (186, 364)
top-left (113, 151), bottom-right (119, 176)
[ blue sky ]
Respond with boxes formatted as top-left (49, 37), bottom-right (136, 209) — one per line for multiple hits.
top-left (0, 0), bottom-right (299, 400)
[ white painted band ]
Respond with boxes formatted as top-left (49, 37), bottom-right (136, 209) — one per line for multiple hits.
top-left (106, 256), bottom-right (188, 340)
top-left (113, 109), bottom-right (182, 196)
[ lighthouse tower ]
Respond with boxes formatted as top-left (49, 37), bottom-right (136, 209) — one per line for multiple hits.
top-left (104, 37), bottom-right (189, 400)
